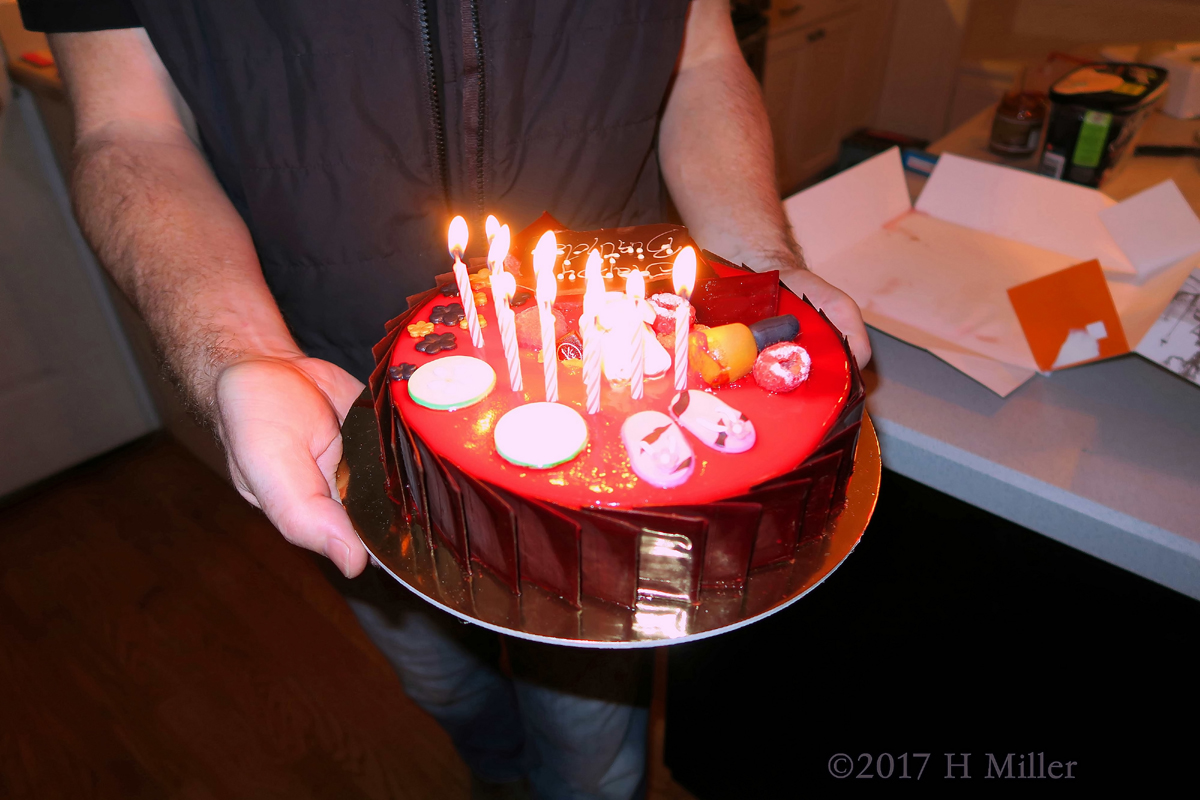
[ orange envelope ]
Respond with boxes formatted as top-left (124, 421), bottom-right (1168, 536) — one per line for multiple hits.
top-left (1007, 260), bottom-right (1130, 372)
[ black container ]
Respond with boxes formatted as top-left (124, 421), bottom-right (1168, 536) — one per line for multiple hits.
top-left (1038, 63), bottom-right (1168, 188)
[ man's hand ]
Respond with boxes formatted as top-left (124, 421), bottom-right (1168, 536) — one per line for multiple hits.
top-left (777, 267), bottom-right (872, 368)
top-left (216, 357), bottom-right (368, 578)
top-left (53, 28), bottom-right (373, 575)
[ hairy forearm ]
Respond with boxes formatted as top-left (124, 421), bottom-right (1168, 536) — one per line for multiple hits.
top-left (71, 123), bottom-right (301, 421)
top-left (659, 5), bottom-right (870, 366)
top-left (660, 38), bottom-right (801, 272)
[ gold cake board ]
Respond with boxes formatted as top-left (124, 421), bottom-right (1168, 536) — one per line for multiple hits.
top-left (339, 406), bottom-right (880, 648)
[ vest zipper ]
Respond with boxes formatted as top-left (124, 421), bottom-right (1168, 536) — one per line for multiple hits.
top-left (418, 0), bottom-right (449, 205)
top-left (465, 0), bottom-right (486, 228)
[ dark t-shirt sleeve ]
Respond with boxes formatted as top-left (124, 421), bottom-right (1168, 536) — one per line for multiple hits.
top-left (17, 0), bottom-right (141, 33)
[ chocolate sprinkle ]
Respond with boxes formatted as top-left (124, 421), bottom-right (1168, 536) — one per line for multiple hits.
top-left (389, 363), bottom-right (417, 382)
top-left (715, 431), bottom-right (727, 447)
top-left (670, 392), bottom-right (690, 418)
top-left (643, 425), bottom-right (670, 445)
top-left (511, 291), bottom-right (533, 308)
top-left (429, 303), bottom-right (466, 327)
top-left (414, 332), bottom-right (458, 354)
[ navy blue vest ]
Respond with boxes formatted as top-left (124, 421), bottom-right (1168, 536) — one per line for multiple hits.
top-left (132, 0), bottom-right (690, 379)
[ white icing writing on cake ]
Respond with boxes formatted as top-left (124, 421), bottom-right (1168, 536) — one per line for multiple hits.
top-left (555, 229), bottom-right (680, 283)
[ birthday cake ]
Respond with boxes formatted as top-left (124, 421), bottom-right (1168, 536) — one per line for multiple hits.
top-left (368, 215), bottom-right (864, 609)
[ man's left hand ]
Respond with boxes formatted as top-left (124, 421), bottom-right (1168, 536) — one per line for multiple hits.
top-left (777, 266), bottom-right (872, 368)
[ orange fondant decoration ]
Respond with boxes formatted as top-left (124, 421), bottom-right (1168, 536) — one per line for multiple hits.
top-left (1007, 259), bottom-right (1129, 372)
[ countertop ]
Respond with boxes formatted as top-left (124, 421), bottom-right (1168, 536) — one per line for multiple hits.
top-left (873, 103), bottom-right (1200, 600)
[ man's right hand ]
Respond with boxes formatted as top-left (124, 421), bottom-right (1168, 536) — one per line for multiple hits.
top-left (215, 357), bottom-right (369, 577)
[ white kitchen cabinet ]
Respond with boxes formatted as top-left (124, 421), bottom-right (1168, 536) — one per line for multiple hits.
top-left (763, 1), bottom-right (895, 193)
top-left (0, 89), bottom-right (159, 497)
top-left (767, 0), bottom-right (858, 33)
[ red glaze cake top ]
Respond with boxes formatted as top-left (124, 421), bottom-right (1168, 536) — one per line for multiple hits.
top-left (390, 262), bottom-right (851, 510)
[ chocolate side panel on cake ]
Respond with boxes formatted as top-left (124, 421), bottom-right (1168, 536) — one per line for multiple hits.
top-left (449, 464), bottom-right (522, 595)
top-left (652, 502), bottom-right (761, 590)
top-left (369, 321), bottom-right (406, 500)
top-left (496, 488), bottom-right (583, 608)
top-left (370, 355), bottom-right (400, 499)
top-left (815, 422), bottom-right (862, 514)
top-left (755, 450), bottom-right (845, 545)
top-left (570, 509), bottom-right (643, 610)
top-left (738, 479), bottom-right (815, 570)
top-left (392, 409), bottom-right (429, 529)
top-left (604, 508), bottom-right (707, 605)
top-left (372, 296), bottom-right (437, 507)
top-left (414, 435), bottom-right (470, 571)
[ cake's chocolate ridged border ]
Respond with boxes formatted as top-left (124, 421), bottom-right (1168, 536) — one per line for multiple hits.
top-left (368, 287), bottom-right (439, 504)
top-left (370, 287), bottom-right (864, 610)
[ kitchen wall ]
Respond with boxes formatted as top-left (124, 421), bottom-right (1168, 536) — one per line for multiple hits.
top-left (873, 0), bottom-right (1200, 142)
top-left (872, 0), bottom-right (971, 142)
top-left (964, 0), bottom-right (1200, 61)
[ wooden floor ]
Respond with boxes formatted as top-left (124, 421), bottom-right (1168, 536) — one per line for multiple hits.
top-left (0, 435), bottom-right (692, 800)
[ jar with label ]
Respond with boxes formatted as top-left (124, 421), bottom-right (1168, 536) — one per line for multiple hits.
top-left (989, 84), bottom-right (1048, 156)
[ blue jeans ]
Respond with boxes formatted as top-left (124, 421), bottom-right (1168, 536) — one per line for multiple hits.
top-left (346, 575), bottom-right (649, 800)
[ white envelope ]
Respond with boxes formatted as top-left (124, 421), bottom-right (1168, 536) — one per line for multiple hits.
top-left (784, 149), bottom-right (1200, 396)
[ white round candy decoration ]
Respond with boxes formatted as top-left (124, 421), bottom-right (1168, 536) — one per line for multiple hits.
top-left (408, 356), bottom-right (496, 411)
top-left (495, 402), bottom-right (589, 469)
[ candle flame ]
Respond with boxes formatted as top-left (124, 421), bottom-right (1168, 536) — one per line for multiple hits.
top-left (488, 224), bottom-right (511, 273)
top-left (534, 231), bottom-right (558, 304)
top-left (448, 215), bottom-right (469, 260)
top-left (672, 245), bottom-right (697, 298)
top-left (532, 230), bottom-right (558, 278)
top-left (625, 268), bottom-right (645, 301)
top-left (485, 214), bottom-right (499, 245)
top-left (583, 250), bottom-right (605, 305)
top-left (536, 259), bottom-right (557, 305)
top-left (493, 269), bottom-right (516, 303)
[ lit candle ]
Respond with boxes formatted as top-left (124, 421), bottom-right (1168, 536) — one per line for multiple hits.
top-left (449, 215), bottom-right (484, 348)
top-left (672, 246), bottom-right (697, 392)
top-left (488, 225), bottom-right (522, 392)
top-left (581, 249), bottom-right (604, 414)
top-left (485, 214), bottom-right (500, 248)
top-left (625, 268), bottom-right (645, 400)
top-left (533, 230), bottom-right (559, 403)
